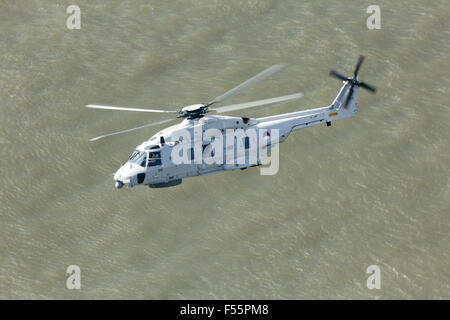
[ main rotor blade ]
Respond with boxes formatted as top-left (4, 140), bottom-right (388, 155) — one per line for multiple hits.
top-left (329, 69), bottom-right (348, 82)
top-left (86, 104), bottom-right (178, 113)
top-left (89, 118), bottom-right (175, 142)
top-left (354, 55), bottom-right (365, 78)
top-left (211, 92), bottom-right (303, 114)
top-left (359, 81), bottom-right (377, 93)
top-left (207, 64), bottom-right (287, 106)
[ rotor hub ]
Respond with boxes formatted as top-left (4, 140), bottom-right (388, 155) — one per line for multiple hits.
top-left (179, 104), bottom-right (209, 119)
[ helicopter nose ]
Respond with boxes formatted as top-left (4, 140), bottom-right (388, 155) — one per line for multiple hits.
top-left (115, 181), bottom-right (124, 189)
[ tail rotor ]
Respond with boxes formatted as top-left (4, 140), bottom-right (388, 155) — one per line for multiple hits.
top-left (329, 56), bottom-right (377, 108)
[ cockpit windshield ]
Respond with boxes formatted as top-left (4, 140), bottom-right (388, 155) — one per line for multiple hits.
top-left (128, 150), bottom-right (147, 168)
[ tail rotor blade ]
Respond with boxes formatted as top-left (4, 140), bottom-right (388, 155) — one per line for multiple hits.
top-left (343, 85), bottom-right (354, 108)
top-left (329, 69), bottom-right (348, 82)
top-left (89, 118), bottom-right (176, 142)
top-left (359, 81), bottom-right (377, 93)
top-left (354, 55), bottom-right (365, 78)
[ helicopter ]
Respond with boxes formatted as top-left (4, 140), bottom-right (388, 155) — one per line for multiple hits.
top-left (86, 56), bottom-right (376, 189)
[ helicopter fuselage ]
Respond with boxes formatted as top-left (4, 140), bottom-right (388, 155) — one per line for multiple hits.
top-left (113, 82), bottom-right (360, 189)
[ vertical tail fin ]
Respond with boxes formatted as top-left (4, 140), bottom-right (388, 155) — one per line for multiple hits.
top-left (331, 82), bottom-right (360, 112)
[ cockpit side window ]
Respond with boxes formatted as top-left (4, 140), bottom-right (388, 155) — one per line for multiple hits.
top-left (148, 151), bottom-right (161, 167)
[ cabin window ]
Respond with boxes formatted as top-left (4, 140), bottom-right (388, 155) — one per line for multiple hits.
top-left (145, 145), bottom-right (160, 150)
top-left (244, 136), bottom-right (250, 149)
top-left (202, 144), bottom-right (215, 158)
top-left (188, 148), bottom-right (194, 161)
